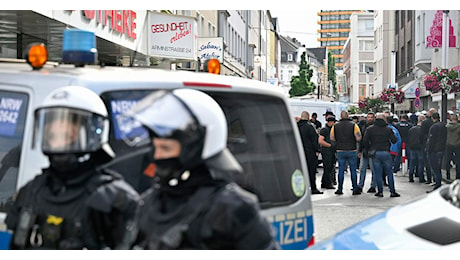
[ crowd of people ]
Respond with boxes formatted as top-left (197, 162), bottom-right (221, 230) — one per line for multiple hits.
top-left (296, 107), bottom-right (459, 197)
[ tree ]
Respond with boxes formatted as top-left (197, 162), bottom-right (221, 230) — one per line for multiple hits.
top-left (289, 52), bottom-right (315, 97)
top-left (327, 51), bottom-right (337, 97)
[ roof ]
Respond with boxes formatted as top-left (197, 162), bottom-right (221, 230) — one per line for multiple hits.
top-left (306, 47), bottom-right (327, 66)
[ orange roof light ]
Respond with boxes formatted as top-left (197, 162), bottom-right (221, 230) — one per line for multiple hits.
top-left (204, 58), bottom-right (221, 74)
top-left (25, 43), bottom-right (48, 70)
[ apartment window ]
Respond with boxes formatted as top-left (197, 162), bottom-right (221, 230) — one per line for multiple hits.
top-left (181, 10), bottom-right (191, 16)
top-left (401, 46), bottom-right (405, 71)
top-left (408, 40), bottom-right (412, 70)
top-left (359, 85), bottom-right (366, 99)
top-left (400, 11), bottom-right (405, 29)
top-left (208, 22), bottom-right (216, 37)
top-left (359, 62), bottom-right (374, 73)
top-left (287, 53), bottom-right (293, 61)
top-left (364, 19), bottom-right (373, 31)
top-left (359, 40), bottom-right (373, 51)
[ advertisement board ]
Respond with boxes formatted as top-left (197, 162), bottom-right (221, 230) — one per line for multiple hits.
top-left (148, 12), bottom-right (197, 60)
top-left (198, 37), bottom-right (224, 63)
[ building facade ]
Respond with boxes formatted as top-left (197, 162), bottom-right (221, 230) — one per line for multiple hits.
top-left (318, 10), bottom-right (361, 70)
top-left (342, 12), bottom-right (375, 104)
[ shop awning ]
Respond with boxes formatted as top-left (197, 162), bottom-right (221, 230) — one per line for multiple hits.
top-left (401, 79), bottom-right (419, 98)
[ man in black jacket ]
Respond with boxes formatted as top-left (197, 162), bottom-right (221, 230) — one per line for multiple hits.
top-left (319, 115), bottom-right (337, 189)
top-left (408, 115), bottom-right (426, 183)
top-left (357, 112), bottom-right (376, 192)
top-left (426, 112), bottom-right (447, 193)
top-left (421, 108), bottom-right (437, 184)
top-left (362, 113), bottom-right (400, 198)
top-left (298, 111), bottom-right (323, 194)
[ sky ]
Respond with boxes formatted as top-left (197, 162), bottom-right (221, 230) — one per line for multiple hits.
top-left (270, 10), bottom-right (320, 48)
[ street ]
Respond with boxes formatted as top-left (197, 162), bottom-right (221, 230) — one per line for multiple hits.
top-left (311, 165), bottom-right (452, 243)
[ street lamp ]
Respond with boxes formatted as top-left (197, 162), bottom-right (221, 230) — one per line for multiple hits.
top-left (441, 10), bottom-right (449, 124)
top-left (317, 71), bottom-right (322, 99)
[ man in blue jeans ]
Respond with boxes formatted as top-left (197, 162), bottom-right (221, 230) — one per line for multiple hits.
top-left (330, 110), bottom-right (362, 195)
top-left (408, 115), bottom-right (426, 183)
top-left (357, 112), bottom-right (375, 192)
top-left (426, 112), bottom-right (447, 193)
top-left (362, 113), bottom-right (400, 197)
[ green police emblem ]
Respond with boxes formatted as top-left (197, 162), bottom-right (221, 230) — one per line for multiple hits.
top-left (291, 169), bottom-right (305, 197)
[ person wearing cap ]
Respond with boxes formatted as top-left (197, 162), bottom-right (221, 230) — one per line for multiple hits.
top-left (323, 111), bottom-right (335, 118)
top-left (318, 115), bottom-right (337, 189)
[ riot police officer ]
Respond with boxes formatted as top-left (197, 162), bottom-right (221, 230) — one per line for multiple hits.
top-left (122, 89), bottom-right (278, 249)
top-left (6, 86), bottom-right (139, 249)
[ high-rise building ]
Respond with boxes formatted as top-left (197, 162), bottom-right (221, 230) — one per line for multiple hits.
top-left (318, 10), bottom-right (362, 70)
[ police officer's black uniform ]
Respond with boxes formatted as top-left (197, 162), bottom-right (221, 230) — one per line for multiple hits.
top-left (5, 86), bottom-right (139, 249)
top-left (122, 89), bottom-right (279, 250)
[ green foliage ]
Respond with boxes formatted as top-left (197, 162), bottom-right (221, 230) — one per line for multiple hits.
top-left (348, 106), bottom-right (360, 115)
top-left (327, 51), bottom-right (337, 96)
top-left (289, 52), bottom-right (315, 97)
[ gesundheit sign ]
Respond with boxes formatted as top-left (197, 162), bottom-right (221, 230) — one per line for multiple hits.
top-left (148, 12), bottom-right (197, 60)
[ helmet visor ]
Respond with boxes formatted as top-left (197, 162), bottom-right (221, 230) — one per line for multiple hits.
top-left (124, 90), bottom-right (198, 139)
top-left (33, 107), bottom-right (106, 154)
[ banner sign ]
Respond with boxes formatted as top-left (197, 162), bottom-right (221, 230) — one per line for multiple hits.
top-left (198, 37), bottom-right (224, 63)
top-left (148, 12), bottom-right (197, 60)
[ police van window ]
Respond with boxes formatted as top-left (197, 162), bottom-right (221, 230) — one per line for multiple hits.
top-left (208, 92), bottom-right (303, 208)
top-left (101, 90), bottom-right (303, 208)
top-left (100, 90), bottom-right (153, 193)
top-left (0, 90), bottom-right (29, 214)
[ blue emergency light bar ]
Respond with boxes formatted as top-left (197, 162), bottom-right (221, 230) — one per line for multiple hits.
top-left (62, 29), bottom-right (97, 66)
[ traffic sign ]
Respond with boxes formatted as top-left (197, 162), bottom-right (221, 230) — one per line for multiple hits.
top-left (415, 87), bottom-right (421, 97)
top-left (414, 97), bottom-right (421, 108)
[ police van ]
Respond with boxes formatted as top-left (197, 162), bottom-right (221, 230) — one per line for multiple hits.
top-left (0, 29), bottom-right (315, 249)
top-left (288, 98), bottom-right (348, 126)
